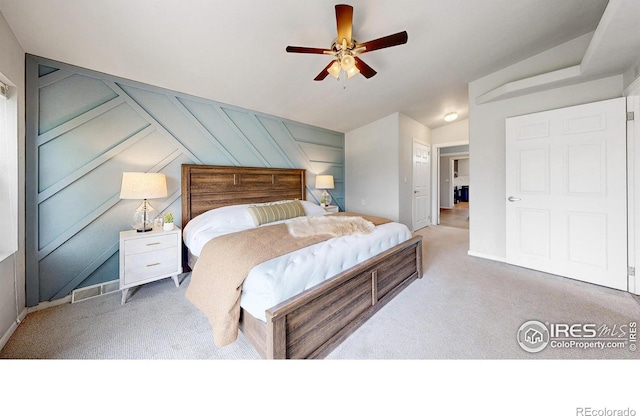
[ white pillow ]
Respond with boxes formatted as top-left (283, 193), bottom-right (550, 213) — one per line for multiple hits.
top-left (183, 203), bottom-right (254, 237)
top-left (300, 200), bottom-right (328, 216)
top-left (184, 200), bottom-right (326, 236)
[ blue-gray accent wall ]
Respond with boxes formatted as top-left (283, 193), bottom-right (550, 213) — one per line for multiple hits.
top-left (25, 54), bottom-right (344, 307)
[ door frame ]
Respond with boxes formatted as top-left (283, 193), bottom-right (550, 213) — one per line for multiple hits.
top-left (431, 141), bottom-right (468, 225)
top-left (449, 158), bottom-right (455, 208)
top-left (625, 79), bottom-right (640, 294)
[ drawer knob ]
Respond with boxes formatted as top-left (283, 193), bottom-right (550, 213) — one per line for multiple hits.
top-left (146, 242), bottom-right (161, 246)
top-left (146, 262), bottom-right (161, 267)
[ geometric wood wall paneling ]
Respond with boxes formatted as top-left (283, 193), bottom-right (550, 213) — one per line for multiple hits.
top-left (176, 97), bottom-right (250, 165)
top-left (26, 54), bottom-right (344, 305)
top-left (220, 107), bottom-right (286, 167)
top-left (256, 115), bottom-right (344, 205)
top-left (283, 121), bottom-right (344, 148)
top-left (38, 73), bottom-right (119, 135)
top-left (168, 96), bottom-right (241, 166)
top-left (38, 102), bottom-right (150, 192)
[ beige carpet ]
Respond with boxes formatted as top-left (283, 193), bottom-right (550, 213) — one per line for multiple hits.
top-left (2, 225), bottom-right (639, 360)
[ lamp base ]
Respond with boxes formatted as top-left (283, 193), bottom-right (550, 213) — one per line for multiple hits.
top-left (321, 190), bottom-right (332, 207)
top-left (131, 200), bottom-right (156, 232)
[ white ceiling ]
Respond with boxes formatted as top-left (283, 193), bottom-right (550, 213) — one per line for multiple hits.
top-left (0, 0), bottom-right (626, 132)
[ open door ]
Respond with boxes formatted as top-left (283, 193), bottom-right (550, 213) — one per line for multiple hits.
top-left (505, 97), bottom-right (627, 290)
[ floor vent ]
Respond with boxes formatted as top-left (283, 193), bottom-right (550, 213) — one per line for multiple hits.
top-left (71, 280), bottom-right (120, 303)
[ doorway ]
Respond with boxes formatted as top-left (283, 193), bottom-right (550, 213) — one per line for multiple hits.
top-left (433, 144), bottom-right (469, 229)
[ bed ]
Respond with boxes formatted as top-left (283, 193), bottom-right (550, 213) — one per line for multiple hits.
top-left (181, 164), bottom-right (423, 359)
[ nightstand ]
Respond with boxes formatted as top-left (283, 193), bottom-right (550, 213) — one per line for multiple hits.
top-left (119, 227), bottom-right (183, 304)
top-left (323, 205), bottom-right (339, 213)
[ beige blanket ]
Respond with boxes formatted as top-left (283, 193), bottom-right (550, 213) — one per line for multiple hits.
top-left (286, 215), bottom-right (375, 238)
top-left (185, 212), bottom-right (390, 347)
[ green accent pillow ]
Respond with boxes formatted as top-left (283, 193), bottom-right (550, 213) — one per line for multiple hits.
top-left (247, 200), bottom-right (305, 226)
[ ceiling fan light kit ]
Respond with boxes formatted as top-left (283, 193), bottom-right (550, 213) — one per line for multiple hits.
top-left (286, 4), bottom-right (408, 81)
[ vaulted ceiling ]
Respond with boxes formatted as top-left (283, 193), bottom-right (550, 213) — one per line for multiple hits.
top-left (0, 0), bottom-right (629, 133)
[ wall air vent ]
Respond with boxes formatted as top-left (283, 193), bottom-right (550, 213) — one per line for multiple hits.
top-left (71, 280), bottom-right (120, 303)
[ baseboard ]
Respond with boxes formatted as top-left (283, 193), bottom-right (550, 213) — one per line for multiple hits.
top-left (467, 250), bottom-right (507, 263)
top-left (27, 295), bottom-right (72, 313)
top-left (0, 308), bottom-right (28, 351)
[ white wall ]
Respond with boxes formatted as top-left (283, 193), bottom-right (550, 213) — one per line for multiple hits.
top-left (345, 112), bottom-right (430, 228)
top-left (0, 10), bottom-right (26, 349)
top-left (468, 34), bottom-right (624, 260)
top-left (432, 119), bottom-right (469, 145)
top-left (623, 56), bottom-right (640, 90)
top-left (345, 113), bottom-right (400, 221)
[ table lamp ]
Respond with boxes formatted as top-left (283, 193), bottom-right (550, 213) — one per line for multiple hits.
top-left (315, 175), bottom-right (334, 207)
top-left (119, 172), bottom-right (168, 232)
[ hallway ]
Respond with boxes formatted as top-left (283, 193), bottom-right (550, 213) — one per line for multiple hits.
top-left (439, 202), bottom-right (469, 229)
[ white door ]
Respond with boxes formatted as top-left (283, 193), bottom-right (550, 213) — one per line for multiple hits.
top-left (413, 140), bottom-right (431, 231)
top-left (505, 97), bottom-right (627, 291)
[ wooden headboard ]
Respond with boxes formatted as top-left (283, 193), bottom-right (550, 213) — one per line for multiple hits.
top-left (181, 164), bottom-right (307, 228)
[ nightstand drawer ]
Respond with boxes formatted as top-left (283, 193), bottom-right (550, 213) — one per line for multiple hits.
top-left (124, 247), bottom-right (179, 285)
top-left (124, 233), bottom-right (177, 255)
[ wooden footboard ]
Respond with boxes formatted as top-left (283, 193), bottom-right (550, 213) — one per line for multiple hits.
top-left (240, 235), bottom-right (423, 359)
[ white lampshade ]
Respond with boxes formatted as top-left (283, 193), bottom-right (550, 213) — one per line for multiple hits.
top-left (315, 175), bottom-right (334, 189)
top-left (119, 172), bottom-right (168, 232)
top-left (119, 172), bottom-right (168, 200)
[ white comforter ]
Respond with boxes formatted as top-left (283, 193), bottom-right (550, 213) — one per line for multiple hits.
top-left (183, 201), bottom-right (412, 322)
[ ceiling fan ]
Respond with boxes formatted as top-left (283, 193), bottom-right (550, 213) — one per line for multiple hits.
top-left (285, 4), bottom-right (408, 81)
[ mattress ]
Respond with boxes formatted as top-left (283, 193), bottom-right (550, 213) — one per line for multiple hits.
top-left (183, 201), bottom-right (412, 322)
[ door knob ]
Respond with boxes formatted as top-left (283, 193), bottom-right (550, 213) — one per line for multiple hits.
top-left (508, 196), bottom-right (521, 202)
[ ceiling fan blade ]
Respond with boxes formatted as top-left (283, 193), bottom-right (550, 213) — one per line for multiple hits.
top-left (356, 31), bottom-right (408, 53)
top-left (354, 57), bottom-right (377, 79)
top-left (313, 61), bottom-right (335, 81)
top-left (335, 4), bottom-right (353, 45)
top-left (286, 46), bottom-right (333, 54)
